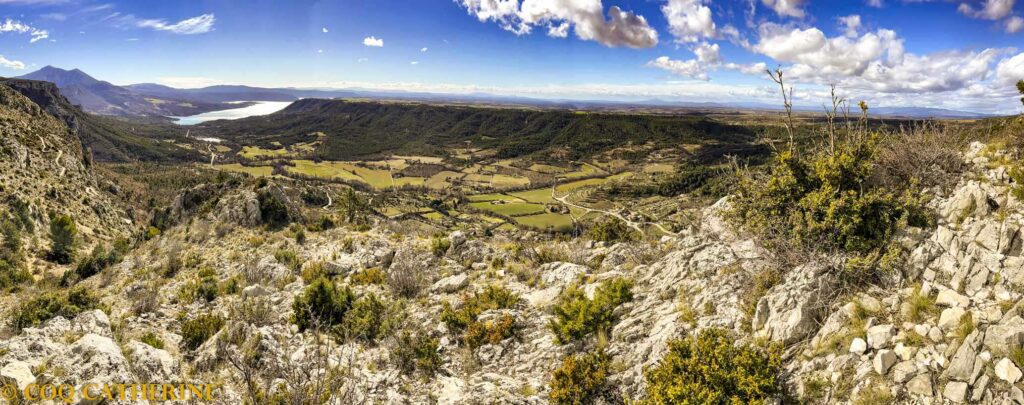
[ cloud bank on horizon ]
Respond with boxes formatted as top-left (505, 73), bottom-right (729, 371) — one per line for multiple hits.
top-left (0, 0), bottom-right (1022, 114)
top-left (451, 0), bottom-right (1024, 114)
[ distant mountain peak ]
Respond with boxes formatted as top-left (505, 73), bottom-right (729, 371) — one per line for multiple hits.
top-left (19, 65), bottom-right (99, 87)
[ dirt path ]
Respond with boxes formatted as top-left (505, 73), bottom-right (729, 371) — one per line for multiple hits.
top-left (550, 182), bottom-right (677, 236)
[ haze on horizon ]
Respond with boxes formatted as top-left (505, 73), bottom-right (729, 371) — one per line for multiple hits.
top-left (0, 0), bottom-right (1023, 114)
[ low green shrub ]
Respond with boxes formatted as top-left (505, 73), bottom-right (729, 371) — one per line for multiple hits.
top-left (291, 277), bottom-right (354, 332)
top-left (441, 285), bottom-right (520, 331)
top-left (339, 293), bottom-right (403, 343)
top-left (549, 278), bottom-right (633, 344)
top-left (586, 218), bottom-right (636, 243)
top-left (0, 220), bottom-right (30, 289)
top-left (72, 241), bottom-right (130, 281)
top-left (275, 249), bottom-right (302, 272)
top-left (140, 332), bottom-right (165, 349)
top-left (181, 313), bottom-right (225, 350)
top-left (13, 286), bottom-right (101, 330)
top-left (258, 189), bottom-right (290, 229)
top-left (390, 330), bottom-right (441, 376)
top-left (430, 237), bottom-right (451, 257)
top-left (300, 261), bottom-right (327, 282)
top-left (179, 268), bottom-right (220, 303)
top-left (548, 349), bottom-right (612, 405)
top-left (642, 328), bottom-right (782, 404)
top-left (464, 314), bottom-right (517, 349)
top-left (729, 139), bottom-right (932, 279)
top-left (350, 267), bottom-right (386, 285)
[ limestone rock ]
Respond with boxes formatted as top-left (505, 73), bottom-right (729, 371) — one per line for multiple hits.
top-left (943, 381), bottom-right (968, 403)
top-left (0, 361), bottom-right (35, 390)
top-left (983, 316), bottom-right (1024, 356)
top-left (125, 340), bottom-right (178, 381)
top-left (936, 289), bottom-right (970, 308)
top-left (996, 357), bottom-right (1022, 383)
top-left (539, 262), bottom-right (588, 286)
top-left (944, 329), bottom-right (981, 381)
top-left (873, 349), bottom-right (897, 375)
top-left (849, 338), bottom-right (867, 355)
top-left (907, 373), bottom-right (933, 396)
top-left (938, 307), bottom-right (966, 331)
top-left (753, 263), bottom-right (837, 345)
top-left (866, 324), bottom-right (895, 350)
top-left (433, 273), bottom-right (470, 293)
top-left (242, 284), bottom-right (271, 298)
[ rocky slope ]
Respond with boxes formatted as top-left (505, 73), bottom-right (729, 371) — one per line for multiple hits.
top-left (2, 106), bottom-right (1024, 403)
top-left (0, 82), bottom-right (133, 263)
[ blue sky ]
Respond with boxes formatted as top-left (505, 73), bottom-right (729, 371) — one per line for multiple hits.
top-left (0, 0), bottom-right (1023, 113)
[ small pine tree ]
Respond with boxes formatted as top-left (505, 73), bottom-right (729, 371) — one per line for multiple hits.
top-left (1017, 80), bottom-right (1024, 109)
top-left (48, 214), bottom-right (77, 264)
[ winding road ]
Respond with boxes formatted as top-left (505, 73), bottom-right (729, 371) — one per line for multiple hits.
top-left (550, 182), bottom-right (677, 237)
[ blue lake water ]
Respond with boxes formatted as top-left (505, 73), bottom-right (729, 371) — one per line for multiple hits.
top-left (172, 101), bottom-right (292, 125)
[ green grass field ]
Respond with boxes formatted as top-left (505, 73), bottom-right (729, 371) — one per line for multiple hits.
top-left (529, 163), bottom-right (567, 174)
top-left (468, 201), bottom-right (545, 216)
top-left (463, 173), bottom-right (531, 188)
top-left (514, 213), bottom-right (575, 232)
top-left (239, 146), bottom-right (292, 159)
top-left (427, 171), bottom-right (464, 189)
top-left (214, 163), bottom-right (273, 177)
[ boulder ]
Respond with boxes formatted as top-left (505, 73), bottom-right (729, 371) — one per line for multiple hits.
top-left (943, 329), bottom-right (980, 381)
top-left (873, 350), bottom-right (897, 375)
top-left (242, 284), bottom-right (271, 298)
top-left (849, 338), bottom-right (868, 355)
top-left (432, 274), bottom-right (470, 293)
top-left (752, 263), bottom-right (837, 345)
top-left (995, 358), bottom-right (1022, 383)
top-left (983, 316), bottom-right (1024, 356)
top-left (50, 333), bottom-right (134, 403)
top-left (972, 375), bottom-right (990, 402)
top-left (449, 231), bottom-right (466, 249)
top-left (936, 289), bottom-right (970, 308)
top-left (943, 381), bottom-right (969, 403)
top-left (0, 361), bottom-right (35, 390)
top-left (73, 309), bottom-right (111, 335)
top-left (890, 361), bottom-right (917, 383)
top-left (866, 324), bottom-right (895, 350)
top-left (938, 307), bottom-right (966, 331)
top-left (125, 340), bottom-right (178, 381)
top-left (539, 262), bottom-right (588, 286)
top-left (215, 189), bottom-right (262, 227)
top-left (907, 373), bottom-right (934, 397)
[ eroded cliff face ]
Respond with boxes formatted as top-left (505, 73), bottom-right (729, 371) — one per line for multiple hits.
top-left (2, 138), bottom-right (1024, 404)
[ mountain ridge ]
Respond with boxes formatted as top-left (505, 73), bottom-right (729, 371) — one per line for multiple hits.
top-left (15, 66), bottom-right (999, 120)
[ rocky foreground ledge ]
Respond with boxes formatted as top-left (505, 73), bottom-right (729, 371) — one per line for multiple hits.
top-left (3, 142), bottom-right (1024, 404)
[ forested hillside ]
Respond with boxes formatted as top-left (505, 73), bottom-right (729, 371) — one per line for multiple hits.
top-left (200, 99), bottom-right (763, 160)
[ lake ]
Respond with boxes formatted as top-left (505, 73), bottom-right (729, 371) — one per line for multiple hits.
top-left (173, 101), bottom-right (293, 125)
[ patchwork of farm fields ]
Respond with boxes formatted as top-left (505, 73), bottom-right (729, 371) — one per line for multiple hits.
top-left (211, 146), bottom-right (667, 233)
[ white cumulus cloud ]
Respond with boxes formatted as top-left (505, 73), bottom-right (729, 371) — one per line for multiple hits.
top-left (838, 15), bottom-right (862, 38)
top-left (454, 0), bottom-right (658, 48)
top-left (1006, 16), bottom-right (1024, 32)
top-left (421, 47), bottom-right (428, 52)
top-left (761, 0), bottom-right (808, 18)
top-left (661, 0), bottom-right (716, 43)
top-left (0, 55), bottom-right (26, 69)
top-left (958, 0), bottom-right (1016, 20)
top-left (363, 36), bottom-right (384, 47)
top-left (0, 19), bottom-right (49, 43)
